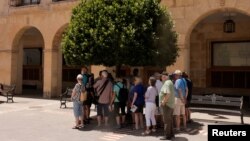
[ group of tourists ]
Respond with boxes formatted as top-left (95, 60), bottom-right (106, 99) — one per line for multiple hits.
top-left (71, 67), bottom-right (193, 140)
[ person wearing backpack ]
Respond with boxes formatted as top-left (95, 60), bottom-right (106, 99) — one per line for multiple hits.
top-left (112, 77), bottom-right (128, 129)
top-left (81, 66), bottom-right (91, 124)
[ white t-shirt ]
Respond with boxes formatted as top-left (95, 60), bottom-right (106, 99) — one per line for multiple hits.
top-left (145, 86), bottom-right (158, 103)
top-left (155, 80), bottom-right (163, 95)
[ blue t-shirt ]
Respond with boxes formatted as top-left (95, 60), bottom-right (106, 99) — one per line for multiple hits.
top-left (133, 84), bottom-right (145, 106)
top-left (174, 78), bottom-right (187, 98)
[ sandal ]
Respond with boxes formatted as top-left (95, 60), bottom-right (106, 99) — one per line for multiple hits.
top-left (72, 126), bottom-right (80, 129)
top-left (78, 124), bottom-right (85, 129)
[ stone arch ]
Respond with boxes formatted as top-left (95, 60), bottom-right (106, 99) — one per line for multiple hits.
top-left (185, 6), bottom-right (250, 89)
top-left (12, 26), bottom-right (45, 51)
top-left (11, 26), bottom-right (45, 95)
top-left (52, 23), bottom-right (69, 50)
top-left (185, 8), bottom-right (250, 44)
top-left (179, 7), bottom-right (250, 73)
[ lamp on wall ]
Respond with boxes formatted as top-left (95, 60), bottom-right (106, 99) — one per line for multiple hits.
top-left (224, 12), bottom-right (235, 33)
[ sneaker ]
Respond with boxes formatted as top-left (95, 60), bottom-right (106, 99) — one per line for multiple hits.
top-left (141, 130), bottom-right (151, 136)
top-left (78, 124), bottom-right (85, 129)
top-left (72, 126), bottom-right (80, 129)
top-left (132, 127), bottom-right (139, 130)
top-left (115, 125), bottom-right (122, 129)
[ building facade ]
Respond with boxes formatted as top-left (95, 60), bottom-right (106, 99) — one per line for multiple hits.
top-left (0, 0), bottom-right (250, 98)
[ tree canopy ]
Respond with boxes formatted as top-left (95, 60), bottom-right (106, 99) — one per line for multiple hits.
top-left (62, 0), bottom-right (179, 67)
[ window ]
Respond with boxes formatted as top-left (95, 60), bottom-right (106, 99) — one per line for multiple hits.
top-left (24, 0), bottom-right (40, 5)
top-left (62, 55), bottom-right (81, 82)
top-left (52, 0), bottom-right (78, 3)
top-left (23, 48), bottom-right (42, 81)
top-left (23, 48), bottom-right (42, 65)
top-left (212, 42), bottom-right (250, 66)
top-left (62, 67), bottom-right (81, 82)
top-left (209, 41), bottom-right (250, 89)
top-left (9, 0), bottom-right (40, 7)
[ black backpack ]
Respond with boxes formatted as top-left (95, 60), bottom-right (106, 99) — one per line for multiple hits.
top-left (115, 83), bottom-right (128, 103)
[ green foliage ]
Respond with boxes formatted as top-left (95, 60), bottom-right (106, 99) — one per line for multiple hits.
top-left (62, 0), bottom-right (179, 67)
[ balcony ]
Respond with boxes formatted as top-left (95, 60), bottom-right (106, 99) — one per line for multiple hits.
top-left (9, 0), bottom-right (40, 7)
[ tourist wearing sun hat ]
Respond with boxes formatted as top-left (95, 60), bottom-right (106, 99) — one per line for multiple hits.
top-left (71, 74), bottom-right (85, 129)
top-left (173, 70), bottom-right (188, 132)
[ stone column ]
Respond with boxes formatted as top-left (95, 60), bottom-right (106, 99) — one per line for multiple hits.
top-left (0, 50), bottom-right (13, 85)
top-left (12, 47), bottom-right (23, 94)
top-left (43, 48), bottom-right (60, 98)
top-left (167, 44), bottom-right (190, 74)
top-left (182, 43), bottom-right (190, 74)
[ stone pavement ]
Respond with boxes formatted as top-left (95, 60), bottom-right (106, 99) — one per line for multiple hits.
top-left (0, 96), bottom-right (249, 141)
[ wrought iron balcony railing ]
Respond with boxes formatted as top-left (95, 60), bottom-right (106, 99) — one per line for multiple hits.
top-left (9, 0), bottom-right (40, 7)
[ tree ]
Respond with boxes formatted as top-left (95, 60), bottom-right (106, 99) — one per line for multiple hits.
top-left (62, 0), bottom-right (179, 67)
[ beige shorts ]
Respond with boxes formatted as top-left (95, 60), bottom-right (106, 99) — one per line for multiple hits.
top-left (173, 98), bottom-right (185, 115)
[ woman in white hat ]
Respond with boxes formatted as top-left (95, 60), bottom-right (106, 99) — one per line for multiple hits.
top-left (71, 74), bottom-right (85, 129)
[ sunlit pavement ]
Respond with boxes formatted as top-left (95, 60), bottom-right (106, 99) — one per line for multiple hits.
top-left (0, 96), bottom-right (249, 141)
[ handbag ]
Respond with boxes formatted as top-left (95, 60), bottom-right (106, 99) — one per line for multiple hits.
top-left (80, 85), bottom-right (87, 102)
top-left (80, 91), bottom-right (87, 102)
